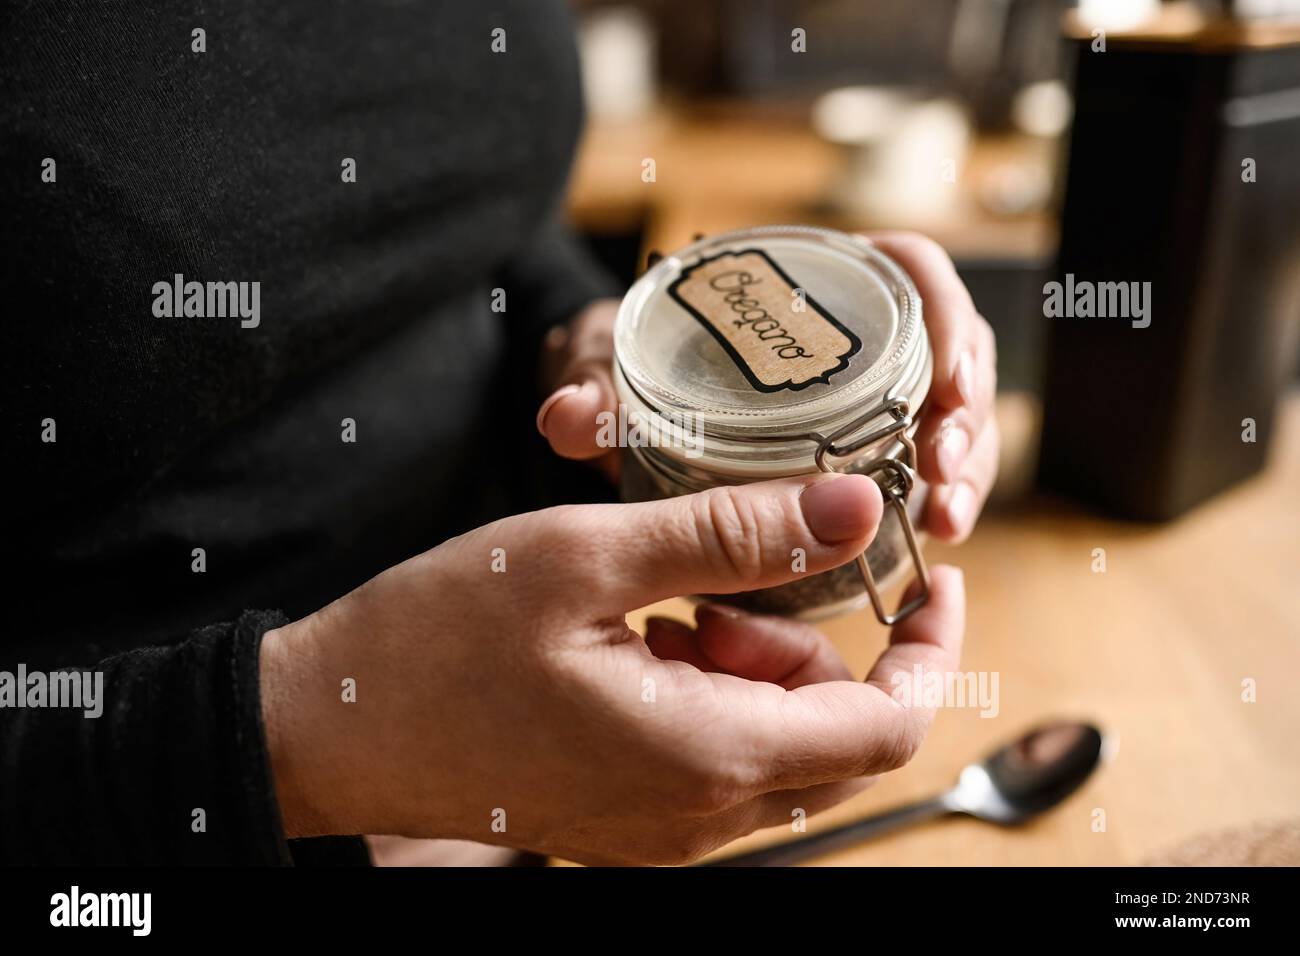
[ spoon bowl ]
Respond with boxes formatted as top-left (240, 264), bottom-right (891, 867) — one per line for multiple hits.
top-left (947, 721), bottom-right (1106, 824)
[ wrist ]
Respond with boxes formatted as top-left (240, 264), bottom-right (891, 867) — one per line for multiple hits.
top-left (259, 606), bottom-right (371, 839)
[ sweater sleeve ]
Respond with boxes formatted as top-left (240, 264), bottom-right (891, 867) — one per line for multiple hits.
top-left (494, 214), bottom-right (623, 339)
top-left (0, 609), bottom-right (366, 865)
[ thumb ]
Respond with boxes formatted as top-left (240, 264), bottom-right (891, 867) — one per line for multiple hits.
top-left (540, 473), bottom-right (883, 617)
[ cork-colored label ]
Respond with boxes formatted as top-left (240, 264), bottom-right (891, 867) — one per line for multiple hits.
top-left (668, 248), bottom-right (861, 393)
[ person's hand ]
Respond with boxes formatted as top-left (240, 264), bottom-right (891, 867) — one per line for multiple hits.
top-left (535, 233), bottom-right (999, 542)
top-left (259, 473), bottom-right (965, 865)
top-left (866, 233), bottom-right (999, 542)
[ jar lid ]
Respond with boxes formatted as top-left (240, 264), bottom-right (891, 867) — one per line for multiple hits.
top-left (614, 225), bottom-right (930, 444)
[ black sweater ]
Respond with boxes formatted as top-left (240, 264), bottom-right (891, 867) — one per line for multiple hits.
top-left (0, 0), bottom-right (616, 864)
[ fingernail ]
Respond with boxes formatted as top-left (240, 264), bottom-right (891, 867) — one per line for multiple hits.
top-left (535, 383), bottom-right (582, 435)
top-left (954, 349), bottom-right (975, 407)
top-left (934, 419), bottom-right (969, 485)
top-left (946, 483), bottom-right (978, 537)
top-left (543, 324), bottom-right (570, 352)
top-left (800, 474), bottom-right (879, 544)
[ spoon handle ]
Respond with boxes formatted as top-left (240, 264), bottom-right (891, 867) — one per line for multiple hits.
top-left (701, 795), bottom-right (953, 867)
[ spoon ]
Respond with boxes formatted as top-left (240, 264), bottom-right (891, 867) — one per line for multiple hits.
top-left (703, 720), bottom-right (1107, 867)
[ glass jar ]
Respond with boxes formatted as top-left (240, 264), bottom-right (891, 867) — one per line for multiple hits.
top-left (613, 225), bottom-right (933, 624)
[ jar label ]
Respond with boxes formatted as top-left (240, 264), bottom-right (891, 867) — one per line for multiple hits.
top-left (668, 249), bottom-right (861, 392)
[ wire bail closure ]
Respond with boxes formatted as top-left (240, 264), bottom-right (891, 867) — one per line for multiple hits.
top-left (809, 397), bottom-right (931, 626)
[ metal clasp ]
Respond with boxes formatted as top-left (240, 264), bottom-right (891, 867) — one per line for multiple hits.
top-left (808, 397), bottom-right (931, 626)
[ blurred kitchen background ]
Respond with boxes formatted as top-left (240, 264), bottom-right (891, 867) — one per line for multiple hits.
top-left (570, 0), bottom-right (1073, 399)
top-left (568, 0), bottom-right (1300, 865)
top-left (566, 0), bottom-right (1300, 519)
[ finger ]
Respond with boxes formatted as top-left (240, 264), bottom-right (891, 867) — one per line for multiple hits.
top-left (865, 232), bottom-right (986, 413)
top-left (538, 322), bottom-right (571, 391)
top-left (704, 777), bottom-right (875, 857)
top-left (644, 616), bottom-right (717, 672)
top-left (912, 323), bottom-right (994, 485)
top-left (538, 473), bottom-right (883, 617)
top-left (866, 233), bottom-right (998, 489)
top-left (541, 298), bottom-right (617, 387)
top-left (867, 235), bottom-right (997, 494)
top-left (537, 302), bottom-right (619, 462)
top-left (645, 607), bottom-right (852, 688)
top-left (728, 565), bottom-right (965, 794)
top-left (748, 777), bottom-right (874, 830)
top-left (692, 604), bottom-right (853, 688)
top-left (536, 372), bottom-right (617, 462)
top-left (915, 410), bottom-right (970, 488)
top-left (924, 420), bottom-right (999, 543)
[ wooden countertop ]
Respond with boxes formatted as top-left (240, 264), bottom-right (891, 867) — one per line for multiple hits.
top-left (567, 107), bottom-right (1057, 264)
top-left (620, 391), bottom-right (1300, 866)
